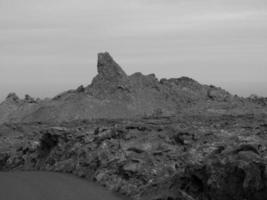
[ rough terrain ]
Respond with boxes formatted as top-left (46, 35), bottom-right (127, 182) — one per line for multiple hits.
top-left (0, 114), bottom-right (266, 200)
top-left (0, 52), bottom-right (267, 200)
top-left (1, 52), bottom-right (265, 124)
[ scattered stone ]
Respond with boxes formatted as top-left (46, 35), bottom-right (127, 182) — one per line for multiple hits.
top-left (1, 115), bottom-right (266, 200)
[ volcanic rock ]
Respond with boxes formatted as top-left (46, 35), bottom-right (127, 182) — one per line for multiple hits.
top-left (76, 85), bottom-right (85, 93)
top-left (5, 93), bottom-right (20, 103)
top-left (88, 52), bottom-right (130, 99)
top-left (1, 115), bottom-right (266, 200)
top-left (95, 52), bottom-right (128, 83)
top-left (0, 52), bottom-right (265, 124)
top-left (24, 94), bottom-right (36, 103)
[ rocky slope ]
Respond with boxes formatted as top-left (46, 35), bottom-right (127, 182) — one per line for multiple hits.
top-left (0, 115), bottom-right (266, 200)
top-left (1, 52), bottom-right (267, 200)
top-left (1, 52), bottom-right (259, 125)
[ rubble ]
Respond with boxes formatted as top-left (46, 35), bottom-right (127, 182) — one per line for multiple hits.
top-left (0, 115), bottom-right (266, 200)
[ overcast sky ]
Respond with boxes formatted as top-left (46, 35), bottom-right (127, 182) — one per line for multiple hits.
top-left (1, 0), bottom-right (267, 101)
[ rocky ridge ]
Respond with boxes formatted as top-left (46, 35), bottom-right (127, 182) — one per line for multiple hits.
top-left (1, 52), bottom-right (260, 125)
top-left (1, 52), bottom-right (267, 200)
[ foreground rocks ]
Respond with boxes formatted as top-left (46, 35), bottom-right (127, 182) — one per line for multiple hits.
top-left (0, 114), bottom-right (266, 200)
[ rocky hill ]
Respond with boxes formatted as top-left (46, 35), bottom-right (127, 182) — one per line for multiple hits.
top-left (0, 52), bottom-right (264, 124)
top-left (1, 53), bottom-right (267, 200)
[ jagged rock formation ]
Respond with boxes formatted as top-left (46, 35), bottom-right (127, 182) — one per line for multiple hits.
top-left (1, 52), bottom-right (267, 200)
top-left (248, 95), bottom-right (267, 106)
top-left (1, 115), bottom-right (266, 200)
top-left (0, 52), bottom-right (264, 124)
top-left (90, 52), bottom-right (129, 92)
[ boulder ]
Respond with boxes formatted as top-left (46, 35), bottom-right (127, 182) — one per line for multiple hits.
top-left (5, 93), bottom-right (20, 103)
top-left (24, 94), bottom-right (36, 103)
top-left (185, 144), bottom-right (267, 200)
top-left (96, 52), bottom-right (128, 82)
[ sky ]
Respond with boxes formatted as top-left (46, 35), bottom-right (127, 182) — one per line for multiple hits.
top-left (0, 0), bottom-right (267, 101)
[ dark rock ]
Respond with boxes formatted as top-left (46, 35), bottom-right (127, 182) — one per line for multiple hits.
top-left (37, 131), bottom-right (60, 157)
top-left (24, 94), bottom-right (36, 103)
top-left (90, 52), bottom-right (128, 90)
top-left (96, 52), bottom-right (128, 82)
top-left (76, 85), bottom-right (85, 93)
top-left (0, 153), bottom-right (8, 170)
top-left (207, 86), bottom-right (232, 101)
top-left (184, 144), bottom-right (267, 200)
top-left (248, 95), bottom-right (267, 106)
top-left (88, 52), bottom-right (130, 99)
top-left (5, 93), bottom-right (20, 103)
top-left (1, 115), bottom-right (267, 200)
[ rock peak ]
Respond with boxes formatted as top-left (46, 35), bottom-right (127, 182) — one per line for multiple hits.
top-left (24, 94), bottom-right (36, 103)
top-left (5, 93), bottom-right (20, 103)
top-left (97, 52), bottom-right (127, 81)
top-left (88, 52), bottom-right (130, 97)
